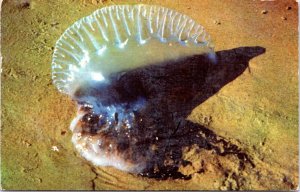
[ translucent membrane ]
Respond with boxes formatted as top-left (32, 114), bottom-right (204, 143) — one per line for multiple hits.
top-left (52, 4), bottom-right (215, 96)
top-left (51, 4), bottom-right (215, 173)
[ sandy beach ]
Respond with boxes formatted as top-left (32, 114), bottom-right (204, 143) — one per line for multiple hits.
top-left (1, 0), bottom-right (298, 190)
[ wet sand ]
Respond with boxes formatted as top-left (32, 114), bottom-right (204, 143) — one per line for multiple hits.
top-left (1, 0), bottom-right (298, 190)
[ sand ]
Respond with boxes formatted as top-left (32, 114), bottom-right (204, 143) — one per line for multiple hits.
top-left (1, 0), bottom-right (298, 190)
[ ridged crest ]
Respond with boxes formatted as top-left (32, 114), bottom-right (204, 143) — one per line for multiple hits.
top-left (52, 4), bottom-right (215, 95)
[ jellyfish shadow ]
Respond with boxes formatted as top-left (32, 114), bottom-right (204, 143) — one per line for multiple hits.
top-left (76, 46), bottom-right (266, 179)
top-left (116, 46), bottom-right (265, 179)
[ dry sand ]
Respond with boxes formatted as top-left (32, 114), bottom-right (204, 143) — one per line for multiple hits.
top-left (1, 0), bottom-right (298, 190)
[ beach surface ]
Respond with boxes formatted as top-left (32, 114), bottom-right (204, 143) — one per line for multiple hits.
top-left (1, 0), bottom-right (298, 190)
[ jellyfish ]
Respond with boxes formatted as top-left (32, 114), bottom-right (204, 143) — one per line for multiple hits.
top-left (51, 4), bottom-right (216, 174)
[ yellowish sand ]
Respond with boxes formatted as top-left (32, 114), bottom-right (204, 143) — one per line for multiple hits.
top-left (1, 0), bottom-right (298, 190)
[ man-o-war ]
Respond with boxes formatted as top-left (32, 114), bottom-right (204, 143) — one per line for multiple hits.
top-left (52, 4), bottom-right (216, 175)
